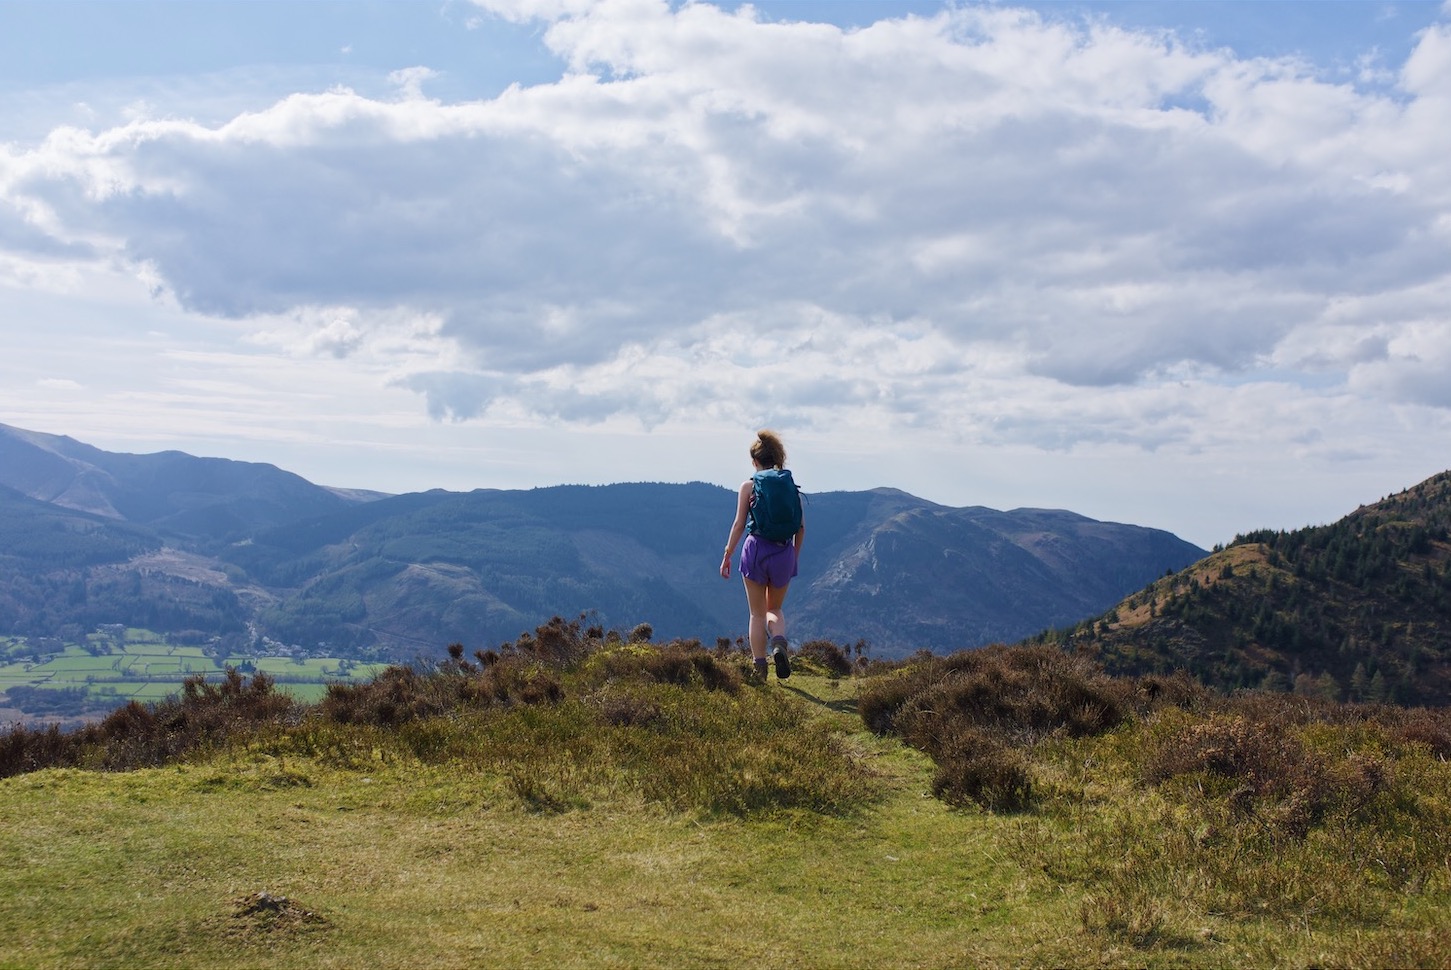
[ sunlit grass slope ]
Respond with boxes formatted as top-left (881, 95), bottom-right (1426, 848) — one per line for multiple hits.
top-left (3, 623), bottom-right (1449, 968)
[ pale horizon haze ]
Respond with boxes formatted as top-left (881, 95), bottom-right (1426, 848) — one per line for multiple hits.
top-left (4, 0), bottom-right (1451, 549)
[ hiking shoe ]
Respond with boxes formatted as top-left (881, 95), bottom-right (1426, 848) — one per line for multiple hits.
top-left (771, 637), bottom-right (791, 680)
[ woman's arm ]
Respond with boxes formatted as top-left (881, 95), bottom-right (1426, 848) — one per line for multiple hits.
top-left (719, 480), bottom-right (753, 579)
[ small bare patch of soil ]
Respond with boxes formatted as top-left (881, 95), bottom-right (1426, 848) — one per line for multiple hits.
top-left (216, 891), bottom-right (330, 943)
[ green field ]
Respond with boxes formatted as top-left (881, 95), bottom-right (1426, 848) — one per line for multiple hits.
top-left (0, 633), bottom-right (385, 713)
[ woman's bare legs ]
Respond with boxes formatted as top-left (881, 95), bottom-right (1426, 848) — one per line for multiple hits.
top-left (744, 577), bottom-right (791, 660)
top-left (744, 577), bottom-right (769, 660)
top-left (766, 584), bottom-right (788, 643)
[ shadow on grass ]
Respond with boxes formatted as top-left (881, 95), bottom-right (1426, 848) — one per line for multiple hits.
top-left (780, 682), bottom-right (858, 717)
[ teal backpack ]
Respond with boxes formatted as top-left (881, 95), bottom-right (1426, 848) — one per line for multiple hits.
top-left (749, 469), bottom-right (803, 542)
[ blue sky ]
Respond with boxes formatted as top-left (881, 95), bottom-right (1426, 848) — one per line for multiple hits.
top-left (2, 0), bottom-right (1450, 548)
top-left (4, 2), bottom-right (1439, 86)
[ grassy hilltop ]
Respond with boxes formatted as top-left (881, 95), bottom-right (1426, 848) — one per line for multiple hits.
top-left (3, 620), bottom-right (1450, 968)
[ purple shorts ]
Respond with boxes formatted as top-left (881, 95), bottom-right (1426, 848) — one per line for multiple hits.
top-left (741, 534), bottom-right (797, 588)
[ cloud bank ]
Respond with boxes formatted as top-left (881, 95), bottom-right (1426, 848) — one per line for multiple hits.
top-left (2, 0), bottom-right (1450, 538)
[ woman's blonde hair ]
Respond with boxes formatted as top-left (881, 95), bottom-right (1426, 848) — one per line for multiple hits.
top-left (750, 429), bottom-right (786, 469)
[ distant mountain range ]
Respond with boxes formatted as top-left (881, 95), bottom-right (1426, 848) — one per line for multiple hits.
top-left (0, 423), bottom-right (1205, 659)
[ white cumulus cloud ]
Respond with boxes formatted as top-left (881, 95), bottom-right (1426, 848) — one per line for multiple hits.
top-left (2, 0), bottom-right (1451, 544)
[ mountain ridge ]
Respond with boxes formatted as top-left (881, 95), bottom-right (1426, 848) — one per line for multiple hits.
top-left (0, 422), bottom-right (360, 537)
top-left (0, 423), bottom-right (1205, 659)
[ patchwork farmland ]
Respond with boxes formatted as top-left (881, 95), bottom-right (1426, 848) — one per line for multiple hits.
top-left (0, 630), bottom-right (385, 721)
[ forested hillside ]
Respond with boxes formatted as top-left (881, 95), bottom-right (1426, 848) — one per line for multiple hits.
top-left (0, 488), bottom-right (250, 642)
top-left (1070, 472), bottom-right (1451, 705)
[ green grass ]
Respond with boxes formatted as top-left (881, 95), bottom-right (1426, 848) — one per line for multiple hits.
top-left (126, 682), bottom-right (191, 702)
top-left (0, 668), bottom-right (36, 688)
top-left (278, 684), bottom-right (331, 704)
top-left (33, 655), bottom-right (121, 673)
top-left (3, 638), bottom-right (1449, 968)
top-left (0, 675), bottom-right (1083, 968)
top-left (854, 646), bottom-right (1451, 965)
top-left (252, 658), bottom-right (357, 678)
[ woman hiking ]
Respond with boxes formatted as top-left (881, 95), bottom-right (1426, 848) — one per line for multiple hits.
top-left (720, 430), bottom-right (804, 682)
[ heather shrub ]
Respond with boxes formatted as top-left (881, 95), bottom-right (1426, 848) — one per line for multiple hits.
top-left (857, 645), bottom-right (1140, 812)
top-left (860, 644), bottom-right (1133, 749)
top-left (798, 639), bottom-right (853, 677)
top-left (856, 672), bottom-right (915, 736)
top-left (264, 618), bottom-right (878, 814)
top-left (319, 655), bottom-right (562, 726)
top-left (1041, 699), bottom-right (1451, 929)
top-left (1, 668), bottom-right (294, 777)
top-left (589, 687), bottom-right (664, 728)
top-left (1138, 702), bottom-right (1449, 843)
top-left (299, 677), bottom-right (873, 818)
top-left (1143, 713), bottom-right (1353, 838)
top-left (614, 686), bottom-right (874, 816)
top-left (929, 726), bottom-right (1033, 811)
top-left (0, 722), bottom-right (71, 777)
top-left (485, 658), bottom-right (566, 705)
top-left (1385, 706), bottom-right (1451, 758)
top-left (527, 614), bottom-right (598, 665)
top-left (578, 640), bottom-right (741, 693)
top-left (1132, 671), bottom-right (1209, 711)
top-left (319, 667), bottom-right (436, 726)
